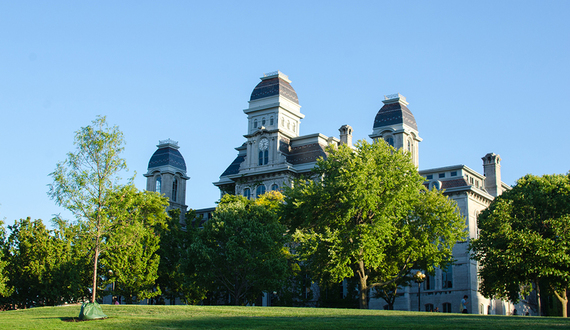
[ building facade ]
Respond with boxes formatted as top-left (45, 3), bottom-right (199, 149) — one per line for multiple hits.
top-left (146, 71), bottom-right (531, 314)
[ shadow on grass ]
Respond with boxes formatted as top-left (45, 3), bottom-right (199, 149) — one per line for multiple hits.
top-left (49, 314), bottom-right (570, 330)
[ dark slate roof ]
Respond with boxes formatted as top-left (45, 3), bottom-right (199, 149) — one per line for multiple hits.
top-left (220, 155), bottom-right (245, 177)
top-left (250, 77), bottom-right (299, 104)
top-left (373, 102), bottom-right (418, 130)
top-left (148, 147), bottom-right (187, 172)
top-left (442, 178), bottom-right (470, 189)
top-left (286, 143), bottom-right (327, 165)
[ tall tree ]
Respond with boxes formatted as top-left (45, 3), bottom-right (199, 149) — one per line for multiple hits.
top-left (48, 116), bottom-right (129, 303)
top-left (470, 173), bottom-right (570, 317)
top-left (4, 218), bottom-right (86, 307)
top-left (102, 185), bottom-right (169, 304)
top-left (191, 192), bottom-right (290, 305)
top-left (0, 220), bottom-right (12, 301)
top-left (156, 209), bottom-right (207, 304)
top-left (281, 140), bottom-right (465, 309)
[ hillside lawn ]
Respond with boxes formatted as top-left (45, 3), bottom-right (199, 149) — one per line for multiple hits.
top-left (1, 305), bottom-right (569, 329)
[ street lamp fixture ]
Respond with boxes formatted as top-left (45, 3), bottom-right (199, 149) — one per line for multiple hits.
top-left (413, 271), bottom-right (426, 312)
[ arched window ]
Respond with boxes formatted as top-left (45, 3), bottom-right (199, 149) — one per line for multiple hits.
top-left (271, 184), bottom-right (279, 191)
top-left (425, 303), bottom-right (434, 312)
top-left (172, 178), bottom-right (178, 202)
top-left (281, 117), bottom-right (284, 126)
top-left (408, 139), bottom-right (412, 152)
top-left (256, 185), bottom-right (266, 197)
top-left (155, 176), bottom-right (162, 193)
top-left (270, 116), bottom-right (274, 125)
top-left (262, 117), bottom-right (266, 126)
top-left (254, 119), bottom-right (258, 128)
top-left (385, 136), bottom-right (394, 147)
top-left (293, 123), bottom-right (296, 132)
top-left (243, 188), bottom-right (251, 199)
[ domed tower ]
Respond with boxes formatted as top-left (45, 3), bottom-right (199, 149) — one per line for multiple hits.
top-left (369, 94), bottom-right (422, 167)
top-left (144, 139), bottom-right (189, 218)
top-left (241, 71), bottom-right (305, 170)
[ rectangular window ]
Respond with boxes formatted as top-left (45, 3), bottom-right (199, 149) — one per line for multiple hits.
top-left (423, 275), bottom-right (435, 290)
top-left (442, 266), bottom-right (453, 289)
top-left (439, 173), bottom-right (445, 178)
top-left (443, 302), bottom-right (452, 313)
top-left (451, 171), bottom-right (457, 177)
top-left (426, 174), bottom-right (433, 180)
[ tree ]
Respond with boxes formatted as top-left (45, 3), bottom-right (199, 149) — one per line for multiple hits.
top-left (281, 140), bottom-right (465, 309)
top-left (3, 218), bottom-right (86, 307)
top-left (48, 116), bottom-right (129, 303)
top-left (470, 173), bottom-right (570, 317)
top-left (102, 185), bottom-right (169, 304)
top-left (190, 192), bottom-right (290, 305)
top-left (156, 209), bottom-right (207, 305)
top-left (0, 220), bottom-right (12, 302)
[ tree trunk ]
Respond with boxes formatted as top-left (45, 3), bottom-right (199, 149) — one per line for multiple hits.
top-left (536, 280), bottom-right (542, 317)
top-left (357, 259), bottom-right (369, 309)
top-left (91, 239), bottom-right (100, 303)
top-left (552, 288), bottom-right (568, 318)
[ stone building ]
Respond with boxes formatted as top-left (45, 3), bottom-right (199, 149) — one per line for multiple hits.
top-left (145, 71), bottom-right (529, 314)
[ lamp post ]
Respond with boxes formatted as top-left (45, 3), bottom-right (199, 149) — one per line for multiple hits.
top-left (413, 271), bottom-right (426, 312)
top-left (108, 270), bottom-right (115, 303)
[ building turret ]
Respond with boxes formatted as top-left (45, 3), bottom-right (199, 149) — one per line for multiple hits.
top-left (144, 139), bottom-right (189, 220)
top-left (370, 94), bottom-right (421, 167)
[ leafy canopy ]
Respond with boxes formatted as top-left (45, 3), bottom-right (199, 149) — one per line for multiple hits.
top-left (281, 140), bottom-right (465, 309)
top-left (470, 173), bottom-right (570, 317)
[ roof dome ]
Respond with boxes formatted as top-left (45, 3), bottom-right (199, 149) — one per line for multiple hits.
top-left (373, 94), bottom-right (418, 131)
top-left (147, 139), bottom-right (187, 172)
top-left (250, 71), bottom-right (299, 104)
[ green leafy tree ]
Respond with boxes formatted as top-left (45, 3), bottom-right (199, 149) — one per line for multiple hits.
top-left (156, 209), bottom-right (207, 305)
top-left (281, 140), bottom-right (465, 309)
top-left (4, 218), bottom-right (86, 307)
top-left (0, 220), bottom-right (12, 302)
top-left (470, 173), bottom-right (570, 317)
top-left (191, 192), bottom-right (290, 305)
top-left (102, 185), bottom-right (169, 304)
top-left (48, 116), bottom-right (128, 303)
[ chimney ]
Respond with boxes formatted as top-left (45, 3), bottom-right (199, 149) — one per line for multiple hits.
top-left (482, 153), bottom-right (502, 197)
top-left (339, 125), bottom-right (353, 147)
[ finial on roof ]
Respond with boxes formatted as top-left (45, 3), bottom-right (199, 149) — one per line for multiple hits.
top-left (157, 138), bottom-right (180, 149)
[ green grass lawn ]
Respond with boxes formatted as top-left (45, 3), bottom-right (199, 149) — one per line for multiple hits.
top-left (1, 305), bottom-right (569, 329)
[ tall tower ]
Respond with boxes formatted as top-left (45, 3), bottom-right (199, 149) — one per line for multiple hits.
top-left (144, 139), bottom-right (189, 219)
top-left (240, 71), bottom-right (305, 171)
top-left (369, 94), bottom-right (422, 167)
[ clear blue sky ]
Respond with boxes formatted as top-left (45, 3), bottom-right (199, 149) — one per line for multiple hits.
top-left (1, 1), bottom-right (569, 228)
